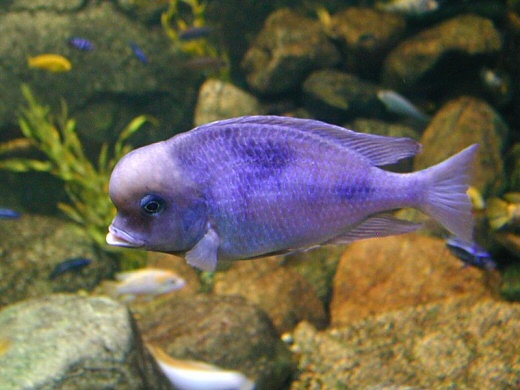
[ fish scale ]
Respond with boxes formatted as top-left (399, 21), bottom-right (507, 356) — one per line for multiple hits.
top-left (107, 115), bottom-right (478, 272)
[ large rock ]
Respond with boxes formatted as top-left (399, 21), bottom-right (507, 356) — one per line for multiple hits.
top-left (330, 234), bottom-right (500, 327)
top-left (194, 79), bottom-right (264, 127)
top-left (291, 298), bottom-right (520, 389)
top-left (134, 294), bottom-right (296, 390)
top-left (302, 69), bottom-right (383, 123)
top-left (0, 214), bottom-right (116, 309)
top-left (330, 7), bottom-right (406, 79)
top-left (0, 294), bottom-right (170, 389)
top-left (242, 8), bottom-right (341, 95)
top-left (382, 14), bottom-right (502, 92)
top-left (214, 257), bottom-right (327, 333)
top-left (0, 1), bottom-right (200, 145)
top-left (414, 96), bottom-right (508, 196)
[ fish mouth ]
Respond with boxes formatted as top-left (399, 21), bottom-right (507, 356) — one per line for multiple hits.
top-left (106, 225), bottom-right (144, 248)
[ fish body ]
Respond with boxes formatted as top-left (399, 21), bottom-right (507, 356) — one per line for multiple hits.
top-left (178, 26), bottom-right (213, 41)
top-left (129, 42), bottom-right (148, 64)
top-left (446, 236), bottom-right (496, 270)
top-left (376, 0), bottom-right (439, 16)
top-left (0, 208), bottom-right (20, 220)
top-left (107, 115), bottom-right (478, 272)
top-left (68, 37), bottom-right (95, 51)
top-left (147, 344), bottom-right (255, 390)
top-left (49, 257), bottom-right (92, 279)
top-left (112, 268), bottom-right (186, 296)
top-left (28, 54), bottom-right (72, 72)
top-left (487, 192), bottom-right (520, 230)
top-left (377, 90), bottom-right (431, 123)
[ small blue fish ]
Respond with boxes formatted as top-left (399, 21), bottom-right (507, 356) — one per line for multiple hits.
top-left (445, 237), bottom-right (496, 270)
top-left (50, 257), bottom-right (92, 279)
top-left (106, 115), bottom-right (478, 272)
top-left (178, 26), bottom-right (213, 41)
top-left (68, 37), bottom-right (95, 51)
top-left (377, 90), bottom-right (431, 123)
top-left (129, 42), bottom-right (148, 64)
top-left (0, 208), bottom-right (20, 220)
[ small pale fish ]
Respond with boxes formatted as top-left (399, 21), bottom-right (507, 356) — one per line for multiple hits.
top-left (487, 192), bottom-right (520, 231)
top-left (68, 37), bottom-right (95, 51)
top-left (129, 42), bottom-right (149, 64)
top-left (446, 236), bottom-right (496, 270)
top-left (107, 115), bottom-right (478, 272)
top-left (376, 0), bottom-right (439, 16)
top-left (109, 268), bottom-right (186, 297)
top-left (377, 90), bottom-right (431, 123)
top-left (0, 208), bottom-right (20, 220)
top-left (147, 344), bottom-right (255, 390)
top-left (178, 26), bottom-right (213, 41)
top-left (28, 54), bottom-right (72, 72)
top-left (49, 257), bottom-right (92, 279)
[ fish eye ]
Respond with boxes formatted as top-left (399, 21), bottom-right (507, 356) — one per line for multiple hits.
top-left (140, 194), bottom-right (165, 215)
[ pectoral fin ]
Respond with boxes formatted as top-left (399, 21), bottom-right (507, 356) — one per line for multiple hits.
top-left (185, 226), bottom-right (221, 272)
top-left (325, 214), bottom-right (422, 245)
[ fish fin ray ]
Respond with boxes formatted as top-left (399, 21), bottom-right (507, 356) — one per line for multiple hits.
top-left (195, 115), bottom-right (421, 166)
top-left (420, 144), bottom-right (479, 242)
top-left (324, 215), bottom-right (422, 245)
top-left (185, 226), bottom-right (220, 271)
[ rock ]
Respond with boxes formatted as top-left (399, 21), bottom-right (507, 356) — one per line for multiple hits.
top-left (382, 14), bottom-right (502, 92)
top-left (241, 8), bottom-right (341, 95)
top-left (194, 79), bottom-right (264, 127)
top-left (302, 69), bottom-right (383, 123)
top-left (329, 7), bottom-right (406, 79)
top-left (134, 294), bottom-right (296, 390)
top-left (291, 298), bottom-right (520, 389)
top-left (0, 215), bottom-right (116, 309)
top-left (0, 294), bottom-right (170, 389)
top-left (214, 257), bottom-right (327, 333)
top-left (330, 234), bottom-right (499, 327)
top-left (0, 1), bottom-right (200, 145)
top-left (414, 96), bottom-right (508, 196)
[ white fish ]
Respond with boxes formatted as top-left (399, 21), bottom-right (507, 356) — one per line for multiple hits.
top-left (376, 0), bottom-right (439, 16)
top-left (377, 90), bottom-right (431, 123)
top-left (106, 268), bottom-right (186, 298)
top-left (147, 344), bottom-right (255, 390)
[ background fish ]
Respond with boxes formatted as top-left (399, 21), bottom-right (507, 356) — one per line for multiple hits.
top-left (68, 37), bottom-right (95, 51)
top-left (129, 42), bottom-right (148, 64)
top-left (377, 90), bottom-right (431, 123)
top-left (178, 26), bottom-right (213, 41)
top-left (0, 208), bottom-right (20, 220)
top-left (28, 54), bottom-right (72, 72)
top-left (106, 115), bottom-right (478, 272)
top-left (106, 268), bottom-right (186, 298)
top-left (446, 236), bottom-right (496, 270)
top-left (49, 257), bottom-right (92, 279)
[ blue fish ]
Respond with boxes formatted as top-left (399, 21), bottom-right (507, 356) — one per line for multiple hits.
top-left (445, 237), bottom-right (496, 270)
top-left (129, 42), bottom-right (148, 64)
top-left (49, 257), bottom-right (92, 279)
top-left (68, 37), bottom-right (95, 51)
top-left (0, 208), bottom-right (20, 220)
top-left (178, 26), bottom-right (213, 41)
top-left (106, 115), bottom-right (478, 272)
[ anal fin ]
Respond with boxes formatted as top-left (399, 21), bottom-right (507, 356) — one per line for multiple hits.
top-left (325, 214), bottom-right (422, 245)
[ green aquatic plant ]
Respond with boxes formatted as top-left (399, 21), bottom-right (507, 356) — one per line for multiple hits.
top-left (0, 85), bottom-right (152, 264)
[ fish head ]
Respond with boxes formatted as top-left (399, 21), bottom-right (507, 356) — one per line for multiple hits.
top-left (107, 142), bottom-right (207, 254)
top-left (157, 272), bottom-right (187, 293)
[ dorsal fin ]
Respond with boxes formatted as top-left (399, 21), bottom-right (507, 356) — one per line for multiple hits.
top-left (198, 115), bottom-right (421, 166)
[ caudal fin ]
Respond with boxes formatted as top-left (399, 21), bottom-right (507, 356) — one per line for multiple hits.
top-left (420, 144), bottom-right (479, 242)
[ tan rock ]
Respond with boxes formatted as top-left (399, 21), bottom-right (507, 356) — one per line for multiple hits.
top-left (330, 234), bottom-right (500, 327)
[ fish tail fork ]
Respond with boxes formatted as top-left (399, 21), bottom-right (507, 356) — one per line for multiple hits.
top-left (419, 144), bottom-right (479, 242)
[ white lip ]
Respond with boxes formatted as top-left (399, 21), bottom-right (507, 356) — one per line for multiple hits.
top-left (106, 225), bottom-right (144, 248)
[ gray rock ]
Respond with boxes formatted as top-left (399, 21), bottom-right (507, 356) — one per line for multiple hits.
top-left (0, 1), bottom-right (200, 145)
top-left (4, 0), bottom-right (84, 12)
top-left (329, 7), bottom-right (406, 79)
top-left (414, 96), bottom-right (508, 196)
top-left (302, 69), bottom-right (383, 123)
top-left (134, 294), bottom-right (296, 390)
top-left (382, 14), bottom-right (502, 92)
top-left (0, 214), bottom-right (117, 309)
top-left (214, 256), bottom-right (328, 334)
top-left (291, 298), bottom-right (520, 389)
top-left (194, 79), bottom-right (264, 127)
top-left (242, 8), bottom-right (341, 95)
top-left (0, 294), bottom-right (171, 389)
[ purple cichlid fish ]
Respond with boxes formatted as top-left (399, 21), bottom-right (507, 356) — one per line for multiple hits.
top-left (106, 116), bottom-right (478, 272)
